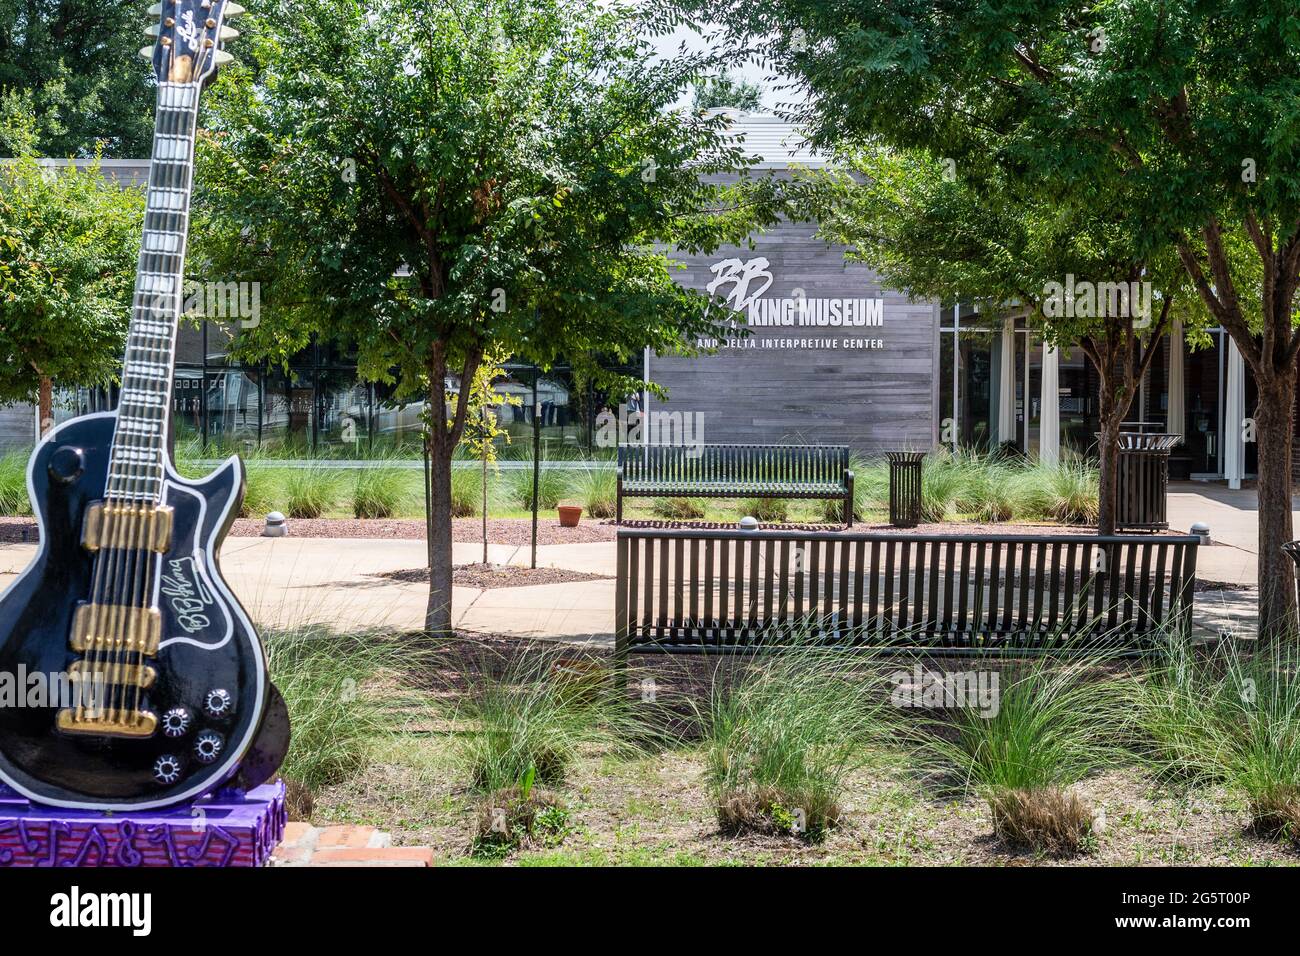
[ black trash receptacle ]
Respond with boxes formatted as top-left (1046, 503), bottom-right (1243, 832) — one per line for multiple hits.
top-left (1115, 433), bottom-right (1180, 531)
top-left (887, 451), bottom-right (925, 528)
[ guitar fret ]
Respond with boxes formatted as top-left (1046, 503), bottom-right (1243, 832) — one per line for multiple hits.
top-left (120, 389), bottom-right (166, 407)
top-left (108, 81), bottom-right (203, 503)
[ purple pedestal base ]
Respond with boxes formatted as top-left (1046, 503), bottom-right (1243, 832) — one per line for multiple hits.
top-left (0, 780), bottom-right (286, 867)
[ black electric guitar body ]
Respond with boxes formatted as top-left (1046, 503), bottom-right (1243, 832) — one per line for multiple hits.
top-left (0, 413), bottom-right (268, 808)
top-left (0, 0), bottom-right (284, 810)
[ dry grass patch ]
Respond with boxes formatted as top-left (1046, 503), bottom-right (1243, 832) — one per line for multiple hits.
top-left (989, 786), bottom-right (1097, 856)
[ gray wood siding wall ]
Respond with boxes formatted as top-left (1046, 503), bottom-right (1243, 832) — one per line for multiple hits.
top-left (0, 403), bottom-right (33, 450)
top-left (650, 220), bottom-right (939, 454)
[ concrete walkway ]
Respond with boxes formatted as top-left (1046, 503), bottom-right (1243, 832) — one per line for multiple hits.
top-left (0, 484), bottom-right (1273, 642)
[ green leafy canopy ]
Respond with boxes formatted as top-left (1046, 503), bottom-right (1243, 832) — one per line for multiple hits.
top-left (194, 0), bottom-right (789, 409)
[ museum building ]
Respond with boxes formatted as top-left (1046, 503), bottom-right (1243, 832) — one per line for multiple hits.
top-left (2, 114), bottom-right (1268, 485)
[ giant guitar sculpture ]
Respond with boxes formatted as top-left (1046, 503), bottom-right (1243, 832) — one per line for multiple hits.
top-left (0, 0), bottom-right (287, 810)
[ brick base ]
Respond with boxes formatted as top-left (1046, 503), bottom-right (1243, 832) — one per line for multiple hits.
top-left (271, 823), bottom-right (434, 867)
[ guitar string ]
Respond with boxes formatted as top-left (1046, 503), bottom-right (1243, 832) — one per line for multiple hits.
top-left (90, 79), bottom-right (198, 725)
top-left (124, 81), bottom-right (196, 723)
top-left (100, 84), bottom-right (175, 722)
top-left (128, 80), bottom-right (200, 722)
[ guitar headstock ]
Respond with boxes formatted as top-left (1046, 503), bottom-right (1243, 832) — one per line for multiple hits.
top-left (140, 0), bottom-right (245, 86)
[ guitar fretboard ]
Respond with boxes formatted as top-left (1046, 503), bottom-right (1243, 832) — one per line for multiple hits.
top-left (108, 83), bottom-right (200, 502)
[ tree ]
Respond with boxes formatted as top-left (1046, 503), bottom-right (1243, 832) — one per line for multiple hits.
top-left (195, 0), bottom-right (783, 634)
top-left (694, 0), bottom-right (1300, 642)
top-left (691, 70), bottom-right (761, 112)
top-left (457, 345), bottom-right (519, 565)
top-left (812, 146), bottom-right (1206, 534)
top-left (0, 0), bottom-right (155, 156)
top-left (0, 103), bottom-right (143, 432)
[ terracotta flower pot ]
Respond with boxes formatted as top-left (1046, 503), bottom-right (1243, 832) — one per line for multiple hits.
top-left (557, 505), bottom-right (583, 527)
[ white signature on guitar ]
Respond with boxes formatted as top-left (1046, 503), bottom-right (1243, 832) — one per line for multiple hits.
top-left (160, 556), bottom-right (214, 633)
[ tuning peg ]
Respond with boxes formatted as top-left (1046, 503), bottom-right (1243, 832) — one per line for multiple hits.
top-left (138, 44), bottom-right (154, 60)
top-left (218, 26), bottom-right (239, 41)
top-left (145, 23), bottom-right (159, 36)
top-left (213, 48), bottom-right (235, 65)
top-left (148, 2), bottom-right (162, 14)
top-left (225, 2), bottom-right (246, 16)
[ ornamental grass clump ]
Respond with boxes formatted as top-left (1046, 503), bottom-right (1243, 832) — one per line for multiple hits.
top-left (1136, 636), bottom-right (1300, 843)
top-left (449, 467), bottom-right (483, 517)
top-left (283, 464), bottom-right (339, 518)
top-left (651, 496), bottom-right (705, 520)
top-left (454, 642), bottom-right (651, 854)
top-left (453, 642), bottom-right (642, 792)
top-left (911, 652), bottom-right (1131, 855)
top-left (701, 637), bottom-right (893, 841)
top-left (352, 461), bottom-right (412, 518)
top-left (265, 625), bottom-right (425, 817)
top-left (739, 496), bottom-right (789, 523)
top-left (0, 449), bottom-right (31, 516)
top-left (571, 466), bottom-right (617, 519)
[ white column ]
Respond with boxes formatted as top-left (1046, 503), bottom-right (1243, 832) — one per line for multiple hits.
top-left (1224, 337), bottom-right (1246, 489)
top-left (1167, 321), bottom-right (1185, 438)
top-left (1039, 343), bottom-right (1060, 466)
top-left (998, 318), bottom-right (1017, 445)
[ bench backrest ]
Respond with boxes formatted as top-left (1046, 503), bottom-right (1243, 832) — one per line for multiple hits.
top-left (618, 443), bottom-right (850, 486)
top-left (615, 529), bottom-right (1198, 655)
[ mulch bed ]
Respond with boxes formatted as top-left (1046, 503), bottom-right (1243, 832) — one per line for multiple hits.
top-left (0, 514), bottom-right (1188, 546)
top-left (225, 517), bottom-right (619, 545)
top-left (378, 564), bottom-right (611, 589)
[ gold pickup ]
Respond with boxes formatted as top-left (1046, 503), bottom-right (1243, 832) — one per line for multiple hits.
top-left (69, 604), bottom-right (162, 657)
top-left (82, 502), bottom-right (173, 554)
top-left (56, 709), bottom-right (158, 739)
top-left (67, 659), bottom-right (157, 690)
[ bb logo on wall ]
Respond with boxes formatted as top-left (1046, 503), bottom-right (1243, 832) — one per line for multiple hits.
top-left (703, 256), bottom-right (887, 350)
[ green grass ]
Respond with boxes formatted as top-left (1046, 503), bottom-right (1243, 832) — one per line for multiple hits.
top-left (352, 462), bottom-right (413, 518)
top-left (908, 650), bottom-right (1131, 853)
top-left (738, 497), bottom-right (790, 522)
top-left (700, 638), bottom-right (894, 840)
top-left (450, 467), bottom-right (483, 517)
top-left (1137, 637), bottom-right (1300, 841)
top-left (500, 466), bottom-right (572, 511)
top-left (266, 625), bottom-right (425, 793)
top-left (239, 465), bottom-right (288, 518)
top-left (570, 467), bottom-right (617, 519)
top-left (651, 496), bottom-right (706, 520)
top-left (283, 465), bottom-right (339, 519)
top-left (451, 642), bottom-right (642, 793)
top-left (0, 449), bottom-right (31, 516)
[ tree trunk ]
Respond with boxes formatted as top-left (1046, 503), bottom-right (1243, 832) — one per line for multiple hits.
top-left (37, 376), bottom-right (52, 437)
top-left (1096, 385), bottom-right (1123, 537)
top-left (1252, 369), bottom-right (1298, 644)
top-left (425, 396), bottom-right (455, 636)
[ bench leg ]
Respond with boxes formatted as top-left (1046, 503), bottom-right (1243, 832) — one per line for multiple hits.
top-left (844, 481), bottom-right (854, 528)
top-left (616, 486), bottom-right (623, 525)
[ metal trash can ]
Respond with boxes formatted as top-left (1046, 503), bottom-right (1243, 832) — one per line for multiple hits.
top-left (1115, 432), bottom-right (1181, 531)
top-left (887, 451), bottom-right (925, 528)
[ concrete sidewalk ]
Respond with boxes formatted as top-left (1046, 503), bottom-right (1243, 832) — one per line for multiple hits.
top-left (0, 484), bottom-right (1271, 641)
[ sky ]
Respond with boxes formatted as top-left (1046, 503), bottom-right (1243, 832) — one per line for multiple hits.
top-left (642, 17), bottom-right (793, 112)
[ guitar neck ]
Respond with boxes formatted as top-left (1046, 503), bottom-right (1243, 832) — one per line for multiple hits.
top-left (109, 82), bottom-right (201, 502)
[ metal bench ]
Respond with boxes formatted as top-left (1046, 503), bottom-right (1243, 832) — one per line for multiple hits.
top-left (616, 443), bottom-right (854, 526)
top-left (614, 528), bottom-right (1199, 662)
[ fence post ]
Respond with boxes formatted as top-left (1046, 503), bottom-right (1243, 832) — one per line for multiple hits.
top-left (614, 532), bottom-right (629, 686)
